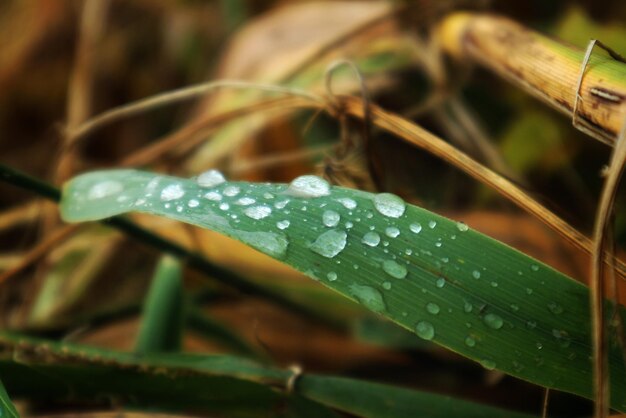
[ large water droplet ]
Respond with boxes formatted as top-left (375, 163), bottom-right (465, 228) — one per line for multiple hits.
top-left (323, 210), bottom-right (341, 227)
top-left (426, 302), bottom-right (440, 315)
top-left (238, 231), bottom-right (288, 259)
top-left (161, 184), bottom-right (185, 201)
top-left (309, 229), bottom-right (347, 258)
top-left (382, 259), bottom-right (407, 279)
top-left (197, 169), bottom-right (226, 187)
top-left (361, 231), bottom-right (380, 247)
top-left (286, 175), bottom-right (331, 198)
top-left (349, 284), bottom-right (386, 313)
top-left (276, 220), bottom-right (290, 230)
top-left (336, 197), bottom-right (357, 209)
top-left (410, 223), bottom-right (422, 234)
top-left (435, 277), bottom-right (446, 288)
top-left (428, 220), bottom-right (437, 229)
top-left (415, 321), bottom-right (435, 340)
top-left (373, 193), bottom-right (406, 218)
top-left (327, 272), bottom-right (338, 281)
top-left (236, 197), bottom-right (256, 206)
top-left (472, 270), bottom-right (481, 279)
top-left (456, 221), bottom-right (469, 232)
top-left (204, 191), bottom-right (222, 201)
top-left (483, 313), bottom-right (503, 330)
top-left (88, 180), bottom-right (123, 200)
top-left (385, 226), bottom-right (400, 238)
top-left (188, 199), bottom-right (199, 208)
top-left (223, 185), bottom-right (241, 197)
top-left (244, 205), bottom-right (272, 220)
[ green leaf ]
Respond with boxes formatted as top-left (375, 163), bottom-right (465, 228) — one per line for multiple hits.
top-left (0, 332), bottom-right (530, 417)
top-left (0, 377), bottom-right (19, 418)
top-left (60, 169), bottom-right (626, 410)
top-left (135, 255), bottom-right (184, 354)
top-left (298, 375), bottom-right (535, 418)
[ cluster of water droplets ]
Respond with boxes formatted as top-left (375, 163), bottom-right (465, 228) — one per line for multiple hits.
top-left (78, 171), bottom-right (587, 376)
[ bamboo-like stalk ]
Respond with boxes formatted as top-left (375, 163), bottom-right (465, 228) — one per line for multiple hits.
top-left (437, 13), bottom-right (626, 144)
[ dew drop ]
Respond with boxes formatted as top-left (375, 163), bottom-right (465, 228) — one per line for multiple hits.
top-left (345, 221), bottom-right (354, 229)
top-left (415, 321), bottom-right (435, 340)
top-left (244, 205), bottom-right (272, 220)
top-left (483, 313), bottom-right (503, 330)
top-left (410, 223), bottom-right (422, 234)
top-left (309, 229), bottom-right (347, 258)
top-left (88, 180), bottom-right (123, 200)
top-left (327, 272), bottom-right (338, 282)
top-left (428, 220), bottom-right (437, 229)
top-left (472, 270), bottom-right (481, 279)
top-left (463, 301), bottom-right (473, 313)
top-left (286, 175), bottom-right (331, 198)
top-left (276, 220), bottom-right (290, 230)
top-left (188, 199), bottom-right (200, 208)
top-left (426, 302), bottom-right (440, 315)
top-left (465, 336), bottom-right (476, 347)
top-left (275, 199), bottom-right (289, 209)
top-left (548, 302), bottom-right (564, 315)
top-left (382, 281), bottom-right (392, 290)
top-left (372, 193), bottom-right (406, 218)
top-left (263, 192), bottom-right (274, 199)
top-left (238, 231), bottom-right (288, 259)
top-left (536, 342), bottom-right (543, 350)
top-left (219, 203), bottom-right (229, 210)
top-left (223, 185), bottom-right (241, 197)
top-left (336, 197), bottom-right (357, 209)
top-left (382, 259), bottom-right (408, 279)
top-left (361, 231), bottom-right (381, 247)
top-left (510, 304), bottom-right (519, 312)
top-left (526, 287), bottom-right (533, 295)
top-left (526, 320), bottom-right (537, 330)
top-left (323, 210), bottom-right (341, 227)
top-left (435, 277), bottom-right (446, 288)
top-left (349, 284), bottom-right (386, 313)
top-left (161, 184), bottom-right (185, 201)
top-left (236, 197), bottom-right (256, 206)
top-left (456, 221), bottom-right (469, 232)
top-left (204, 191), bottom-right (222, 201)
top-left (531, 264), bottom-right (540, 272)
top-left (385, 227), bottom-right (400, 238)
top-left (197, 169), bottom-right (226, 187)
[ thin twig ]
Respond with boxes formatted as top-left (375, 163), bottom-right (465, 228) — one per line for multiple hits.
top-left (0, 224), bottom-right (80, 285)
top-left (67, 80), bottom-right (324, 146)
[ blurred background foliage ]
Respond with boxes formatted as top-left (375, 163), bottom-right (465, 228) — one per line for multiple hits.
top-left (1, 0), bottom-right (626, 416)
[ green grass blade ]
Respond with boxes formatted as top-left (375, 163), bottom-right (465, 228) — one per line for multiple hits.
top-left (135, 255), bottom-right (184, 354)
top-left (298, 375), bottom-right (535, 418)
top-left (60, 169), bottom-right (626, 410)
top-left (0, 377), bottom-right (19, 418)
top-left (0, 332), bottom-right (531, 417)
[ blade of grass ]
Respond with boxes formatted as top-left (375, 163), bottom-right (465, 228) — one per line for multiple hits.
top-left (0, 332), bottom-right (533, 418)
top-left (0, 377), bottom-right (19, 418)
top-left (60, 169), bottom-right (626, 410)
top-left (135, 256), bottom-right (184, 354)
top-left (297, 375), bottom-right (535, 418)
top-left (0, 164), bottom-right (341, 330)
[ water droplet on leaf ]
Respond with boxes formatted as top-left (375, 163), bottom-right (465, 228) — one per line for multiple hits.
top-left (483, 313), bottom-right (503, 329)
top-left (349, 284), bottom-right (386, 313)
top-left (373, 193), bottom-right (405, 218)
top-left (361, 231), bottom-right (380, 247)
top-left (322, 210), bottom-right (341, 227)
top-left (286, 175), bottom-right (331, 198)
top-left (244, 205), bottom-right (272, 220)
top-left (415, 321), bottom-right (435, 340)
top-left (382, 259), bottom-right (407, 279)
top-left (197, 169), bottom-right (226, 187)
top-left (161, 184), bottom-right (185, 201)
top-left (309, 229), bottom-right (347, 258)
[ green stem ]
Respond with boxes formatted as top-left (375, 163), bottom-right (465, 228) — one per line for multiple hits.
top-left (0, 164), bottom-right (343, 331)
